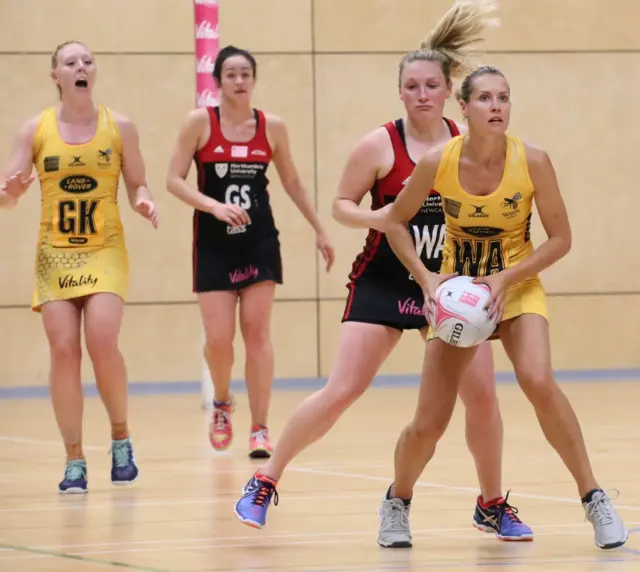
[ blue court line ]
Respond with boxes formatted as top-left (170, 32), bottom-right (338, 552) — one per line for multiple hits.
top-left (2, 367), bottom-right (640, 400)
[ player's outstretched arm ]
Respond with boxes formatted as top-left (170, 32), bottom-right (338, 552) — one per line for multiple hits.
top-left (0, 116), bottom-right (39, 209)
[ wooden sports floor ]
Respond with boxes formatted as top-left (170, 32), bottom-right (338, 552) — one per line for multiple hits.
top-left (2, 380), bottom-right (640, 571)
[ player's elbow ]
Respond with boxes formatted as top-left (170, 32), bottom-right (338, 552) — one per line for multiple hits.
top-left (165, 171), bottom-right (184, 196)
top-left (282, 176), bottom-right (303, 198)
top-left (554, 230), bottom-right (572, 258)
top-left (383, 218), bottom-right (405, 238)
top-left (561, 231), bottom-right (572, 256)
top-left (331, 198), bottom-right (347, 222)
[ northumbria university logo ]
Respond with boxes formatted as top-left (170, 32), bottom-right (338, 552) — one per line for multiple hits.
top-left (215, 163), bottom-right (228, 178)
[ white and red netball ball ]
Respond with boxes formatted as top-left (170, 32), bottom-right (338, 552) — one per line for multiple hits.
top-left (431, 276), bottom-right (497, 348)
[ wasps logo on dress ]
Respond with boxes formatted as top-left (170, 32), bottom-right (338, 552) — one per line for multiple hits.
top-left (97, 148), bottom-right (112, 169)
top-left (502, 192), bottom-right (522, 210)
top-left (502, 193), bottom-right (522, 219)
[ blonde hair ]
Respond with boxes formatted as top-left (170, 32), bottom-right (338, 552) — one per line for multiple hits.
top-left (50, 41), bottom-right (91, 98)
top-left (51, 40), bottom-right (88, 69)
top-left (398, 0), bottom-right (500, 87)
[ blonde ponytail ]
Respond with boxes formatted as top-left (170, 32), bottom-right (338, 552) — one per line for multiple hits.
top-left (399, 0), bottom-right (500, 86)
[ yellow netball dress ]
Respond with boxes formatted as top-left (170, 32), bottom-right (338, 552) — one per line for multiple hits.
top-left (31, 105), bottom-right (129, 312)
top-left (435, 134), bottom-right (547, 324)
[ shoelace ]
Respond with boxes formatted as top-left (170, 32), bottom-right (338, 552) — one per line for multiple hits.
top-left (110, 441), bottom-right (131, 468)
top-left (585, 493), bottom-right (615, 526)
top-left (213, 408), bottom-right (231, 432)
top-left (251, 428), bottom-right (269, 445)
top-left (386, 500), bottom-right (410, 533)
top-left (498, 491), bottom-right (524, 524)
top-left (65, 461), bottom-right (86, 481)
top-left (251, 481), bottom-right (279, 507)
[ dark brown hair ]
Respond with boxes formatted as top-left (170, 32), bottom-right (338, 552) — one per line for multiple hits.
top-left (213, 45), bottom-right (257, 87)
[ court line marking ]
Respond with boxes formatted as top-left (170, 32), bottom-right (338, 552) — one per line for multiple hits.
top-left (0, 482), bottom-right (603, 515)
top-left (3, 520), bottom-right (637, 554)
top-left (0, 542), bottom-right (175, 571)
top-left (290, 467), bottom-right (640, 512)
top-left (0, 436), bottom-right (104, 451)
top-left (0, 491), bottom-right (402, 514)
top-left (2, 445), bottom-right (638, 565)
top-left (2, 465), bottom-right (639, 514)
top-left (0, 527), bottom-right (634, 560)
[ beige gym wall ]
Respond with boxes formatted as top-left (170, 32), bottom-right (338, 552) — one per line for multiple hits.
top-left (1, 0), bottom-right (638, 388)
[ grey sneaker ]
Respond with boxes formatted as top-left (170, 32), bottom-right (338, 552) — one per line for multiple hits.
top-left (583, 490), bottom-right (628, 549)
top-left (378, 497), bottom-right (412, 548)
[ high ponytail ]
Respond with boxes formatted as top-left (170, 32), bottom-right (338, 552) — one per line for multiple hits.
top-left (398, 0), bottom-right (500, 87)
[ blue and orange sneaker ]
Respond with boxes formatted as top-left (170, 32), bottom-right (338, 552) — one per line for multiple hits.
top-left (234, 472), bottom-right (279, 529)
top-left (473, 491), bottom-right (533, 541)
top-left (58, 459), bottom-right (88, 494)
top-left (110, 437), bottom-right (139, 485)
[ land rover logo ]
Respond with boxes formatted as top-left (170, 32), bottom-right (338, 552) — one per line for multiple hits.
top-left (59, 175), bottom-right (98, 194)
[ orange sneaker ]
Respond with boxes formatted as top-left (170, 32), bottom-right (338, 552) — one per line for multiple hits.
top-left (248, 424), bottom-right (272, 459)
top-left (209, 398), bottom-right (234, 451)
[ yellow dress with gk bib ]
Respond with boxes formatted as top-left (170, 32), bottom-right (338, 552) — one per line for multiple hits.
top-left (31, 105), bottom-right (129, 312)
top-left (435, 134), bottom-right (547, 326)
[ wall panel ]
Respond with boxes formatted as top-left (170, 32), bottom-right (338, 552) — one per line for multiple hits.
top-left (0, 300), bottom-right (318, 387)
top-left (0, 0), bottom-right (194, 53)
top-left (470, 52), bottom-right (640, 294)
top-left (315, 54), bottom-right (406, 298)
top-left (319, 301), bottom-right (425, 378)
top-left (0, 54), bottom-right (196, 305)
top-left (320, 295), bottom-right (640, 378)
top-left (314, 0), bottom-right (640, 53)
top-left (315, 52), bottom-right (640, 298)
top-left (0, 54), bottom-right (316, 305)
top-left (219, 0), bottom-right (311, 53)
top-left (1, 0), bottom-right (637, 389)
top-left (248, 55), bottom-right (317, 299)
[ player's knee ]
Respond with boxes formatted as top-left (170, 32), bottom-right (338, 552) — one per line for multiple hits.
top-left (240, 321), bottom-right (270, 351)
top-left (50, 339), bottom-right (82, 364)
top-left (85, 329), bottom-right (119, 362)
top-left (410, 411), bottom-right (451, 442)
top-left (460, 375), bottom-right (498, 414)
top-left (323, 381), bottom-right (366, 414)
top-left (516, 367), bottom-right (555, 407)
top-left (204, 334), bottom-right (233, 358)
